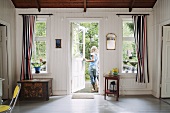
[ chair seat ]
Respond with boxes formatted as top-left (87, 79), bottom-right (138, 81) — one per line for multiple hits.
top-left (0, 105), bottom-right (10, 112)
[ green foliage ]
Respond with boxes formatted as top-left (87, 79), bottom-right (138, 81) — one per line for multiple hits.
top-left (126, 23), bottom-right (134, 32)
top-left (31, 61), bottom-right (46, 68)
top-left (74, 22), bottom-right (99, 80)
top-left (85, 62), bottom-right (90, 80)
top-left (32, 41), bottom-right (46, 62)
top-left (123, 21), bottom-right (134, 37)
top-left (31, 62), bottom-right (43, 67)
top-left (31, 21), bottom-right (47, 70)
top-left (35, 22), bottom-right (46, 37)
top-left (80, 23), bottom-right (99, 59)
top-left (122, 21), bottom-right (137, 68)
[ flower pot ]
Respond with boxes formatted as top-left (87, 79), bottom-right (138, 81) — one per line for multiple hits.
top-left (34, 67), bottom-right (41, 73)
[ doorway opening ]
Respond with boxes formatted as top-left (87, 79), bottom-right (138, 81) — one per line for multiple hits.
top-left (71, 21), bottom-right (99, 94)
top-left (0, 23), bottom-right (9, 100)
top-left (160, 25), bottom-right (170, 104)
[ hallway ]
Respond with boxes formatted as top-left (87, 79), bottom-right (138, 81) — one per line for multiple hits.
top-left (12, 95), bottom-right (170, 113)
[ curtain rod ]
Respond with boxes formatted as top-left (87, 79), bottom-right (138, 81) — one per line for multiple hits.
top-left (19, 14), bottom-right (53, 15)
top-left (116, 14), bottom-right (149, 16)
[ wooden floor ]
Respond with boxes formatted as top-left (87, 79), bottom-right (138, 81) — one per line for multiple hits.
top-left (11, 95), bottom-right (170, 113)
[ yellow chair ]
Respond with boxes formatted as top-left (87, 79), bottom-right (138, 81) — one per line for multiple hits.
top-left (0, 83), bottom-right (21, 113)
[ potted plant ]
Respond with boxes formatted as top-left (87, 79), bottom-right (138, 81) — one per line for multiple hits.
top-left (31, 59), bottom-right (46, 73)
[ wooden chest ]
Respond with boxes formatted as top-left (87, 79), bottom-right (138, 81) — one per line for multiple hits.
top-left (18, 78), bottom-right (52, 101)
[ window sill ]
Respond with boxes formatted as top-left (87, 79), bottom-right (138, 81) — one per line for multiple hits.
top-left (32, 72), bottom-right (52, 76)
top-left (118, 73), bottom-right (136, 78)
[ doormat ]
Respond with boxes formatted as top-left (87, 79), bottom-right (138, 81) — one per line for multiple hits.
top-left (72, 93), bottom-right (94, 99)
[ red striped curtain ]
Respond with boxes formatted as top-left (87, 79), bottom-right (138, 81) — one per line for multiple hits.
top-left (133, 15), bottom-right (149, 83)
top-left (20, 15), bottom-right (36, 80)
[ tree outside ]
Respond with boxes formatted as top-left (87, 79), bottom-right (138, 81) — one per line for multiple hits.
top-left (31, 21), bottom-right (47, 71)
top-left (122, 20), bottom-right (137, 72)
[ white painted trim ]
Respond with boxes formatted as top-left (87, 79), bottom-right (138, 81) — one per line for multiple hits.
top-left (0, 19), bottom-right (12, 98)
top-left (66, 17), bottom-right (104, 95)
top-left (119, 90), bottom-right (152, 95)
top-left (156, 19), bottom-right (170, 98)
top-left (52, 90), bottom-right (67, 95)
top-left (66, 17), bottom-right (103, 21)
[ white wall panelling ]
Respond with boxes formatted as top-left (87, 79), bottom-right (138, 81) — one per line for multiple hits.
top-left (16, 8), bottom-right (153, 95)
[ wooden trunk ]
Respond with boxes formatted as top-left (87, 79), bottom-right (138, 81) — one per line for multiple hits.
top-left (18, 78), bottom-right (52, 101)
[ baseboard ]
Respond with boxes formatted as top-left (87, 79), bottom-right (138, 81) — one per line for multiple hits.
top-left (119, 90), bottom-right (152, 95)
top-left (152, 90), bottom-right (159, 98)
top-left (52, 90), bottom-right (67, 95)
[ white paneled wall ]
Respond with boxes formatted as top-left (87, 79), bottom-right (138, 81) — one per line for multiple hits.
top-left (152, 0), bottom-right (170, 98)
top-left (16, 8), bottom-right (153, 95)
top-left (0, 0), bottom-right (16, 98)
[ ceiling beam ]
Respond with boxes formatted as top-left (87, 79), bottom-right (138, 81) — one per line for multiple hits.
top-left (35, 0), bottom-right (41, 12)
top-left (84, 0), bottom-right (86, 12)
top-left (129, 0), bottom-right (136, 12)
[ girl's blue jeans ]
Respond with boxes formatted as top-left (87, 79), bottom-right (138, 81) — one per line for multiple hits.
top-left (89, 66), bottom-right (97, 85)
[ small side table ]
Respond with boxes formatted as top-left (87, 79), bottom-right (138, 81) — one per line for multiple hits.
top-left (104, 75), bottom-right (120, 101)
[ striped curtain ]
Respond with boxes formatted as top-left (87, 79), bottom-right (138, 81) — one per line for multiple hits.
top-left (20, 15), bottom-right (36, 80)
top-left (133, 15), bottom-right (149, 83)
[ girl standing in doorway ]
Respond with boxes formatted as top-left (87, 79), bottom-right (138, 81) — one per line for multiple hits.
top-left (84, 46), bottom-right (98, 92)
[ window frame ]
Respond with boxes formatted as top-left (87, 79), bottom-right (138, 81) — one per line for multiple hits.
top-left (32, 17), bottom-right (50, 74)
top-left (120, 17), bottom-right (137, 75)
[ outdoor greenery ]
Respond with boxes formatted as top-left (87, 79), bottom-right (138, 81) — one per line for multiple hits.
top-left (31, 21), bottom-right (47, 70)
top-left (35, 22), bottom-right (46, 37)
top-left (72, 22), bottom-right (99, 80)
top-left (32, 41), bottom-right (46, 62)
top-left (31, 60), bottom-right (46, 68)
top-left (122, 20), bottom-right (138, 72)
top-left (80, 23), bottom-right (99, 59)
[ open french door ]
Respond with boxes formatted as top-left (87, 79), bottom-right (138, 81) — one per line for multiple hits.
top-left (71, 22), bottom-right (85, 93)
top-left (161, 26), bottom-right (170, 98)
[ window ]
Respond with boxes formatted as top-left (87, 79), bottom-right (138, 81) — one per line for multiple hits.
top-left (31, 20), bottom-right (47, 73)
top-left (122, 19), bottom-right (137, 73)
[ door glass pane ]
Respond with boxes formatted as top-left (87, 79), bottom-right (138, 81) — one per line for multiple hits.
top-left (72, 23), bottom-right (84, 58)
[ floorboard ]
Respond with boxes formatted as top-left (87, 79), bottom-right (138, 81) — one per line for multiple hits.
top-left (10, 95), bottom-right (170, 113)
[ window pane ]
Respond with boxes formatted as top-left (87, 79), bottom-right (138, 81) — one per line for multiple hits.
top-left (123, 20), bottom-right (134, 37)
top-left (122, 41), bottom-right (137, 73)
top-left (32, 41), bottom-right (46, 71)
top-left (35, 21), bottom-right (46, 37)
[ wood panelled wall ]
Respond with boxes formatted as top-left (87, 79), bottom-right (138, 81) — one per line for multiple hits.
top-left (0, 0), bottom-right (16, 98)
top-left (152, 0), bottom-right (170, 98)
top-left (16, 8), bottom-right (153, 95)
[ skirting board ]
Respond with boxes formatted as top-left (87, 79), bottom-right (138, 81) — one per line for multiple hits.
top-left (119, 90), bottom-right (152, 95)
top-left (52, 90), bottom-right (152, 96)
top-left (52, 90), bottom-right (67, 95)
top-left (100, 90), bottom-right (152, 95)
top-left (152, 91), bottom-right (159, 98)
